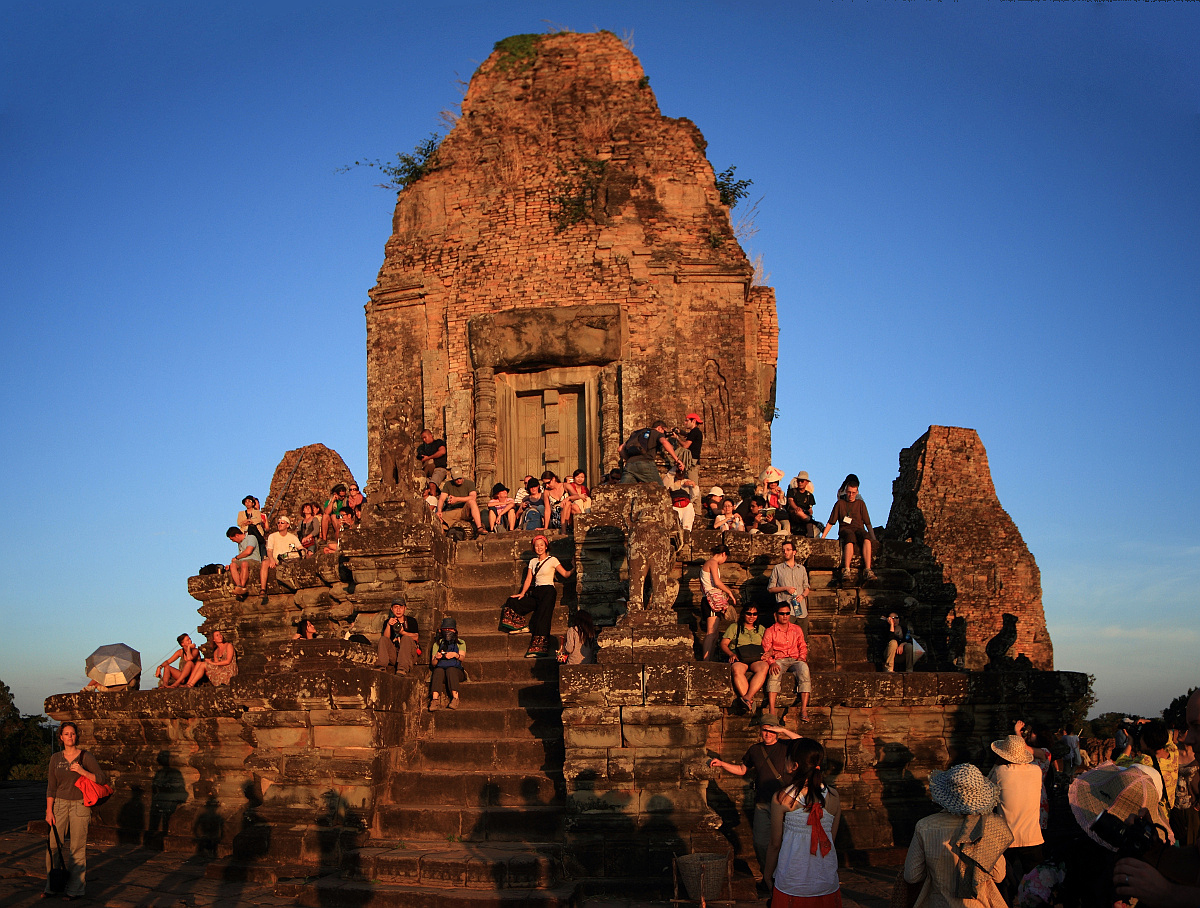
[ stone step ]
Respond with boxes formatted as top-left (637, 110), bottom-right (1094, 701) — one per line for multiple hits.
top-left (278, 873), bottom-right (576, 908)
top-left (448, 560), bottom-right (524, 589)
top-left (444, 660), bottom-right (562, 686)
top-left (446, 604), bottom-right (569, 636)
top-left (346, 843), bottom-right (563, 888)
top-left (419, 705), bottom-right (563, 740)
top-left (412, 737), bottom-right (565, 772)
top-left (386, 771), bottom-right (565, 808)
top-left (375, 804), bottom-right (566, 843)
top-left (457, 632), bottom-right (566, 661)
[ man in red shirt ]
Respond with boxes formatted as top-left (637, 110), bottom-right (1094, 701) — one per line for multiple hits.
top-left (762, 603), bottom-right (811, 722)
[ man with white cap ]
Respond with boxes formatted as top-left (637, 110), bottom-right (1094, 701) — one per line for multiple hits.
top-left (786, 472), bottom-right (820, 538)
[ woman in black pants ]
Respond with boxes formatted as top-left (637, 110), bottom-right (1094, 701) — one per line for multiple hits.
top-left (429, 617), bottom-right (466, 711)
top-left (501, 534), bottom-right (572, 658)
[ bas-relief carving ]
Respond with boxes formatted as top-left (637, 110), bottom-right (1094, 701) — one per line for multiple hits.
top-left (581, 485), bottom-right (681, 612)
top-left (701, 359), bottom-right (730, 444)
top-left (361, 405), bottom-right (427, 527)
top-left (468, 305), bottom-right (624, 371)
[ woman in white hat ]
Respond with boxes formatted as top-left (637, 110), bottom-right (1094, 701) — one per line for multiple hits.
top-left (902, 763), bottom-right (1012, 907)
top-left (988, 735), bottom-right (1043, 901)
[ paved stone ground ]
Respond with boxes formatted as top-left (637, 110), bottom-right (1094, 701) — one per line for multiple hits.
top-left (0, 783), bottom-right (893, 907)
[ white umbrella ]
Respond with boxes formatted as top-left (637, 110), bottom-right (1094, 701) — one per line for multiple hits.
top-left (85, 643), bottom-right (141, 687)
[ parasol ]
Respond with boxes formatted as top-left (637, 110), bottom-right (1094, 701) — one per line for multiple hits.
top-left (85, 643), bottom-right (142, 687)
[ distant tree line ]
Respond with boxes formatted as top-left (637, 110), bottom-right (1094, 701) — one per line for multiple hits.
top-left (0, 677), bottom-right (53, 781)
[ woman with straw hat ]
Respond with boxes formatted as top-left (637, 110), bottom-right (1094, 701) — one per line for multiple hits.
top-left (988, 735), bottom-right (1043, 902)
top-left (902, 763), bottom-right (1012, 907)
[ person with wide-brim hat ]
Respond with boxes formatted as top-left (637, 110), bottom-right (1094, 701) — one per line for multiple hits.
top-left (902, 763), bottom-right (1012, 907)
top-left (987, 735), bottom-right (1043, 903)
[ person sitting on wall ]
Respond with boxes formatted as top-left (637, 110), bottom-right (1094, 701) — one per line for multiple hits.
top-left (320, 483), bottom-right (349, 541)
top-left (565, 469), bottom-right (592, 527)
top-left (713, 497), bottom-right (745, 533)
top-left (722, 603), bottom-right (769, 712)
top-left (519, 478), bottom-right (547, 531)
top-left (225, 525), bottom-right (262, 598)
top-left (488, 483), bottom-right (518, 532)
top-left (762, 601), bottom-right (811, 723)
top-left (298, 502), bottom-right (322, 556)
top-left (437, 468), bottom-right (488, 535)
top-left (264, 516), bottom-right (303, 590)
top-left (668, 413), bottom-right (703, 485)
top-left (416, 428), bottom-right (448, 486)
top-left (347, 482), bottom-right (365, 520)
top-left (762, 468), bottom-right (790, 534)
top-left (709, 714), bottom-right (801, 889)
top-left (155, 633), bottom-right (203, 688)
top-left (785, 472), bottom-right (820, 539)
top-left (541, 471), bottom-right (570, 533)
top-left (881, 611), bottom-right (920, 673)
top-left (703, 487), bottom-right (724, 526)
top-left (618, 418), bottom-right (685, 485)
top-left (377, 595), bottom-right (419, 674)
top-left (236, 495), bottom-right (268, 556)
top-left (736, 495), bottom-right (775, 534)
top-left (820, 474), bottom-right (877, 584)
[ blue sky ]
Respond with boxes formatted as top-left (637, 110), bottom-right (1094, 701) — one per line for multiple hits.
top-left (2, 2), bottom-right (1197, 719)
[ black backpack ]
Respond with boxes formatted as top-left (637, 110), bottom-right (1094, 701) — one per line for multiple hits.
top-left (623, 428), bottom-right (654, 458)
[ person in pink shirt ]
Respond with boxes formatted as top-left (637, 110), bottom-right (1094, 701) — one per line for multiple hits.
top-left (762, 603), bottom-right (811, 722)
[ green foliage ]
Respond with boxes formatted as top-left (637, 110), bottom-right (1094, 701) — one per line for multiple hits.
top-left (339, 133), bottom-right (442, 194)
top-left (707, 229), bottom-right (724, 250)
top-left (493, 34), bottom-right (543, 72)
top-left (1088, 711), bottom-right (1128, 741)
top-left (1163, 687), bottom-right (1198, 730)
top-left (715, 165), bottom-right (753, 208)
top-left (0, 678), bottom-right (53, 781)
top-left (553, 158), bottom-right (609, 230)
top-left (1062, 674), bottom-right (1097, 732)
top-left (637, 75), bottom-right (650, 89)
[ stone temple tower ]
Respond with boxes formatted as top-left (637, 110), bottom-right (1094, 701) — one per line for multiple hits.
top-left (365, 31), bottom-right (778, 496)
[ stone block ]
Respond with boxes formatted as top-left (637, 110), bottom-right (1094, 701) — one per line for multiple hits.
top-left (563, 706), bottom-right (621, 726)
top-left (607, 753), bottom-right (635, 781)
top-left (561, 664), bottom-right (642, 706)
top-left (686, 663), bottom-right (730, 705)
top-left (903, 674), bottom-right (941, 704)
top-left (312, 725), bottom-right (375, 749)
top-left (253, 726), bottom-right (310, 748)
top-left (563, 756), bottom-right (611, 782)
top-left (643, 663), bottom-right (688, 705)
top-left (564, 724), bottom-right (623, 748)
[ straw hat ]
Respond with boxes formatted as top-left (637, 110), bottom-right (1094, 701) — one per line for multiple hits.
top-left (990, 735), bottom-right (1034, 765)
top-left (929, 763), bottom-right (1000, 815)
top-left (761, 466), bottom-right (784, 484)
top-left (1068, 764), bottom-right (1173, 851)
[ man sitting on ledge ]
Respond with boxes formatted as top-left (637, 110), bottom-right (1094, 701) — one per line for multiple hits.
top-left (821, 474), bottom-right (877, 584)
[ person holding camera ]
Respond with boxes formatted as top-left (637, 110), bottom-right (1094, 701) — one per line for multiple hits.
top-left (376, 596), bottom-right (419, 674)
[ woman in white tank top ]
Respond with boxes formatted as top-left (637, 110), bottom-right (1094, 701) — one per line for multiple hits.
top-left (764, 737), bottom-right (842, 907)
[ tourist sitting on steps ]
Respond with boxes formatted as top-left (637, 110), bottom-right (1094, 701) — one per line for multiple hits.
top-left (263, 515), bottom-right (303, 591)
top-left (786, 472), bottom-right (821, 539)
top-left (709, 714), bottom-right (800, 890)
top-left (713, 497), bottom-right (745, 533)
top-left (429, 617), bottom-right (465, 711)
top-left (293, 618), bottom-right (318, 639)
top-left (236, 495), bottom-right (268, 556)
top-left (541, 470), bottom-right (570, 533)
top-left (820, 474), bottom-right (877, 584)
top-left (763, 602), bottom-right (811, 723)
top-left (882, 611), bottom-right (916, 673)
top-left (297, 502), bottom-right (322, 556)
top-left (416, 428), bottom-right (448, 486)
top-left (437, 468), bottom-right (487, 535)
top-left (736, 495), bottom-right (774, 534)
top-left (721, 603), bottom-right (768, 713)
top-left (501, 534), bottom-right (573, 659)
top-left (565, 468), bottom-right (592, 528)
top-left (558, 609), bottom-right (599, 665)
top-left (320, 483), bottom-right (350, 541)
top-left (155, 633), bottom-right (203, 688)
top-left (377, 596), bottom-right (419, 675)
top-left (488, 483), bottom-right (518, 532)
top-left (182, 630), bottom-right (238, 688)
top-left (618, 418), bottom-right (685, 485)
top-left (519, 478), bottom-right (546, 531)
top-left (225, 526), bottom-right (262, 598)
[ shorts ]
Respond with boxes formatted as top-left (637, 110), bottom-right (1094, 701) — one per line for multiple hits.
top-left (764, 657), bottom-right (811, 694)
top-left (838, 528), bottom-right (868, 548)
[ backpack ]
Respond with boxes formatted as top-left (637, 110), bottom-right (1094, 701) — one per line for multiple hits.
top-left (623, 428), bottom-right (654, 459)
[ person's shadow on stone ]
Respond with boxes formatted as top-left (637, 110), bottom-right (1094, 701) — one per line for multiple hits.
top-left (875, 742), bottom-right (931, 845)
top-left (192, 795), bottom-right (224, 856)
top-left (147, 750), bottom-right (187, 844)
top-left (116, 784), bottom-right (146, 845)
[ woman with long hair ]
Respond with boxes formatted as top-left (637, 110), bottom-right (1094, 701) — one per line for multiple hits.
top-left (429, 617), bottom-right (466, 710)
top-left (293, 618), bottom-right (318, 640)
top-left (501, 534), bottom-right (572, 658)
top-left (45, 721), bottom-right (107, 899)
top-left (721, 602), bottom-right (769, 712)
top-left (541, 471), bottom-right (569, 534)
top-left (184, 630), bottom-right (238, 687)
top-left (558, 608), bottom-right (599, 665)
top-left (298, 502), bottom-right (322, 557)
top-left (764, 737), bottom-right (842, 907)
top-left (564, 469), bottom-right (592, 531)
top-left (713, 498), bottom-right (745, 533)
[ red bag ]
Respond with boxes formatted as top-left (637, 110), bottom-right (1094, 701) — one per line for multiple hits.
top-left (75, 775), bottom-right (114, 807)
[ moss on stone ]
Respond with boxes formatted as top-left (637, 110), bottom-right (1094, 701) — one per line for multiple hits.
top-left (492, 34), bottom-right (544, 72)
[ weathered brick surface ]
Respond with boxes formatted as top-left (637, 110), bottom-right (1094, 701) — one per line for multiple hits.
top-left (365, 32), bottom-right (776, 496)
top-left (885, 426), bottom-right (1053, 669)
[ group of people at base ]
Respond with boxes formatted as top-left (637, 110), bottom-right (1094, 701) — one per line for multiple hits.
top-left (707, 690), bottom-right (1200, 908)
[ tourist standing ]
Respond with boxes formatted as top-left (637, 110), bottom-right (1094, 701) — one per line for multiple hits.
top-left (763, 737), bottom-right (842, 907)
top-left (768, 540), bottom-right (811, 640)
top-left (502, 534), bottom-right (572, 658)
top-left (699, 544), bottom-right (737, 660)
top-left (45, 722), bottom-right (107, 899)
top-left (618, 419), bottom-right (685, 485)
top-left (988, 735), bottom-right (1043, 902)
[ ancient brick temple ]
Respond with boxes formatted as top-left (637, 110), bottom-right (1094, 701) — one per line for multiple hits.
top-left (365, 31), bottom-right (777, 496)
top-left (42, 32), bottom-right (1084, 908)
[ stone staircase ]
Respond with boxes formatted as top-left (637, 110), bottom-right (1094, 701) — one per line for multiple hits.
top-left (293, 532), bottom-right (579, 907)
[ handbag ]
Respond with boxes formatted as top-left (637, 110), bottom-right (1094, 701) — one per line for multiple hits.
top-left (46, 825), bottom-right (70, 893)
top-left (76, 774), bottom-right (114, 807)
top-left (733, 626), bottom-right (764, 664)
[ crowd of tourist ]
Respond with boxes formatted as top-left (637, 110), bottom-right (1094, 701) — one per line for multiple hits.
top-left (708, 691), bottom-right (1200, 908)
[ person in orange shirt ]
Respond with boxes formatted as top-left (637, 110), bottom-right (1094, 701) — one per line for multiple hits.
top-left (761, 603), bottom-right (811, 722)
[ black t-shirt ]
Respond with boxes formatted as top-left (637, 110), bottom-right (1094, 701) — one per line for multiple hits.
top-left (743, 741), bottom-right (792, 805)
top-left (623, 427), bottom-right (663, 459)
top-left (417, 439), bottom-right (447, 469)
top-left (385, 614), bottom-right (418, 643)
top-left (787, 488), bottom-right (816, 518)
top-left (682, 427), bottom-right (702, 461)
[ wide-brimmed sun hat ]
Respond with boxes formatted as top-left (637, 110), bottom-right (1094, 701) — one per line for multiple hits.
top-left (761, 466), bottom-right (784, 484)
top-left (1068, 764), bottom-right (1173, 851)
top-left (929, 763), bottom-right (1000, 815)
top-left (991, 735), bottom-right (1034, 765)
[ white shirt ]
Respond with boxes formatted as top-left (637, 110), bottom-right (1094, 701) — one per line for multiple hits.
top-left (529, 555), bottom-right (561, 586)
top-left (267, 531), bottom-right (303, 560)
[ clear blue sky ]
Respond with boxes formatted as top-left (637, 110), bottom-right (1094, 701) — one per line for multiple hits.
top-left (2, 2), bottom-right (1197, 720)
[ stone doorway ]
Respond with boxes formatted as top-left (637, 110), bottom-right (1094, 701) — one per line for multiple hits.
top-left (496, 367), bottom-right (600, 488)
